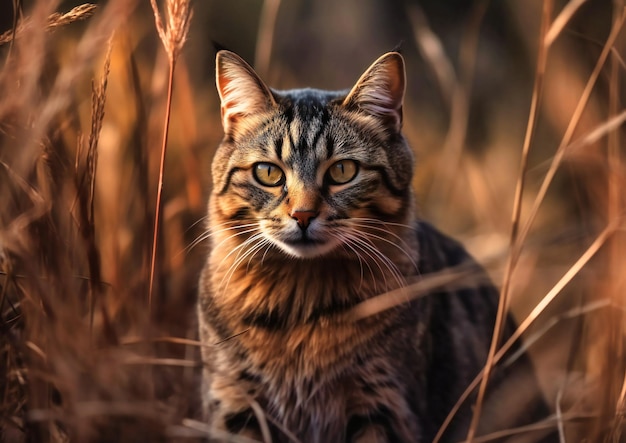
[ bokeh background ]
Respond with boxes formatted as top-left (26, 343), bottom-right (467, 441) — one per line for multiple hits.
top-left (1, 0), bottom-right (624, 441)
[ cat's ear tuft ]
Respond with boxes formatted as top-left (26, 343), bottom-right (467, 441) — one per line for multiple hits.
top-left (342, 52), bottom-right (406, 132)
top-left (216, 50), bottom-right (276, 134)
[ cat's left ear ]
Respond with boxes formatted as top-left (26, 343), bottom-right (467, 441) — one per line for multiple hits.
top-left (342, 52), bottom-right (406, 132)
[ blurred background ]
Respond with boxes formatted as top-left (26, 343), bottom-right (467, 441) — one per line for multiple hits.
top-left (1, 0), bottom-right (624, 441)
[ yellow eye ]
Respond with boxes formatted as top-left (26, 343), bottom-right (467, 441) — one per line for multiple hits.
top-left (253, 162), bottom-right (285, 187)
top-left (327, 160), bottom-right (358, 185)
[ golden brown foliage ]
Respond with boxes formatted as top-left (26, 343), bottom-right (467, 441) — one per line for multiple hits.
top-left (0, 1), bottom-right (624, 442)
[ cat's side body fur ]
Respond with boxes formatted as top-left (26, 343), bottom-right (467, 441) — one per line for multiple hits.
top-left (197, 51), bottom-right (550, 442)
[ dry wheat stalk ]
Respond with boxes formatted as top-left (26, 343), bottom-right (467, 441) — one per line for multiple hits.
top-left (0, 3), bottom-right (98, 45)
top-left (147, 0), bottom-right (193, 312)
top-left (88, 38), bottom-right (112, 223)
top-left (83, 38), bottom-right (112, 333)
top-left (347, 262), bottom-right (496, 321)
top-left (3, 0), bottom-right (136, 182)
top-left (436, 221), bottom-right (618, 443)
top-left (464, 1), bottom-right (552, 440)
top-left (149, 0), bottom-right (192, 61)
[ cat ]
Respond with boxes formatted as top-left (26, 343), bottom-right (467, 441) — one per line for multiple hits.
top-left (197, 50), bottom-right (552, 442)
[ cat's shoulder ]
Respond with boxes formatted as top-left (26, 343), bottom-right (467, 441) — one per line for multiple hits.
top-left (414, 220), bottom-right (479, 274)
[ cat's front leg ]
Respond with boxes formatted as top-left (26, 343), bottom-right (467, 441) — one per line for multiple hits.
top-left (344, 369), bottom-right (422, 443)
top-left (215, 407), bottom-right (264, 441)
top-left (202, 369), bottom-right (267, 441)
top-left (350, 424), bottom-right (388, 443)
top-left (206, 399), bottom-right (266, 442)
top-left (346, 408), bottom-right (420, 443)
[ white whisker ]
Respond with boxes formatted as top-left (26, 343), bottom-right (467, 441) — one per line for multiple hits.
top-left (348, 222), bottom-right (418, 270)
top-left (184, 221), bottom-right (259, 255)
top-left (246, 238), bottom-right (270, 273)
top-left (341, 234), bottom-right (389, 293)
top-left (342, 230), bottom-right (408, 294)
top-left (214, 230), bottom-right (263, 274)
top-left (218, 233), bottom-right (266, 295)
top-left (211, 226), bottom-right (261, 256)
top-left (260, 243), bottom-right (274, 266)
top-left (328, 232), bottom-right (366, 292)
top-left (351, 217), bottom-right (414, 230)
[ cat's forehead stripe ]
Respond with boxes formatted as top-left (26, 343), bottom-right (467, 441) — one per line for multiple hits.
top-left (274, 137), bottom-right (283, 161)
top-left (285, 103), bottom-right (331, 158)
top-left (325, 134), bottom-right (334, 160)
top-left (307, 109), bottom-right (330, 159)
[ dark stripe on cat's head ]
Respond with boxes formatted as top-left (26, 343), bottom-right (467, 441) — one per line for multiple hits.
top-left (363, 165), bottom-right (407, 197)
top-left (218, 166), bottom-right (245, 195)
top-left (310, 107), bottom-right (331, 150)
top-left (229, 207), bottom-right (250, 221)
top-left (325, 134), bottom-right (335, 160)
top-left (274, 137), bottom-right (283, 160)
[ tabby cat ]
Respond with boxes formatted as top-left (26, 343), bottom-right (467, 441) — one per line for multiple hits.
top-left (197, 50), bottom-right (551, 442)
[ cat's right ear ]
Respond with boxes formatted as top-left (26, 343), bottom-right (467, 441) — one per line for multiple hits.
top-left (215, 50), bottom-right (276, 134)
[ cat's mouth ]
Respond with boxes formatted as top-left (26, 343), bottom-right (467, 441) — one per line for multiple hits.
top-left (283, 236), bottom-right (324, 246)
top-left (274, 234), bottom-right (338, 258)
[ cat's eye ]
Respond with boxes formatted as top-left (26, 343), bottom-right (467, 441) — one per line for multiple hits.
top-left (253, 162), bottom-right (285, 187)
top-left (327, 160), bottom-right (358, 185)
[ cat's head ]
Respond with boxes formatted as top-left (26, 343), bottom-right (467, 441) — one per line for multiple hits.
top-left (210, 50), bottom-right (415, 259)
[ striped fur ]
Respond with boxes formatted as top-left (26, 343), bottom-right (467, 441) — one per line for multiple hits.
top-left (198, 51), bottom-right (551, 442)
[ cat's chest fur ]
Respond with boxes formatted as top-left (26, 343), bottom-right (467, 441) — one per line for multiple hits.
top-left (201, 248), bottom-right (418, 377)
top-left (198, 246), bottom-right (428, 442)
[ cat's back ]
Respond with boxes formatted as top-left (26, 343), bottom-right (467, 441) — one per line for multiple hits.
top-left (415, 221), bottom-right (552, 442)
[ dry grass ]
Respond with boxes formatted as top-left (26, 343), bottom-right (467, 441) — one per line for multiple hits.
top-left (0, 1), bottom-right (625, 442)
top-left (148, 0), bottom-right (192, 313)
top-left (0, 3), bottom-right (97, 45)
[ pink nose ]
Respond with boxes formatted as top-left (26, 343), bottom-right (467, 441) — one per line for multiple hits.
top-left (291, 210), bottom-right (318, 229)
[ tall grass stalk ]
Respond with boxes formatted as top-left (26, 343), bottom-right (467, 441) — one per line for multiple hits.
top-left (603, 3), bottom-right (626, 440)
top-left (148, 0), bottom-right (192, 314)
top-left (515, 7), bottom-right (626, 255)
top-left (465, 1), bottom-right (552, 439)
top-left (84, 37), bottom-right (112, 335)
top-left (0, 3), bottom-right (97, 45)
top-left (436, 221), bottom-right (618, 443)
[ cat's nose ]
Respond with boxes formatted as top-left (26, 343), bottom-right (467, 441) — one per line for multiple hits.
top-left (291, 210), bottom-right (318, 229)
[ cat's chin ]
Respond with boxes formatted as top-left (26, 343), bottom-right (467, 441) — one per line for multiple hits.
top-left (274, 239), bottom-right (340, 259)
